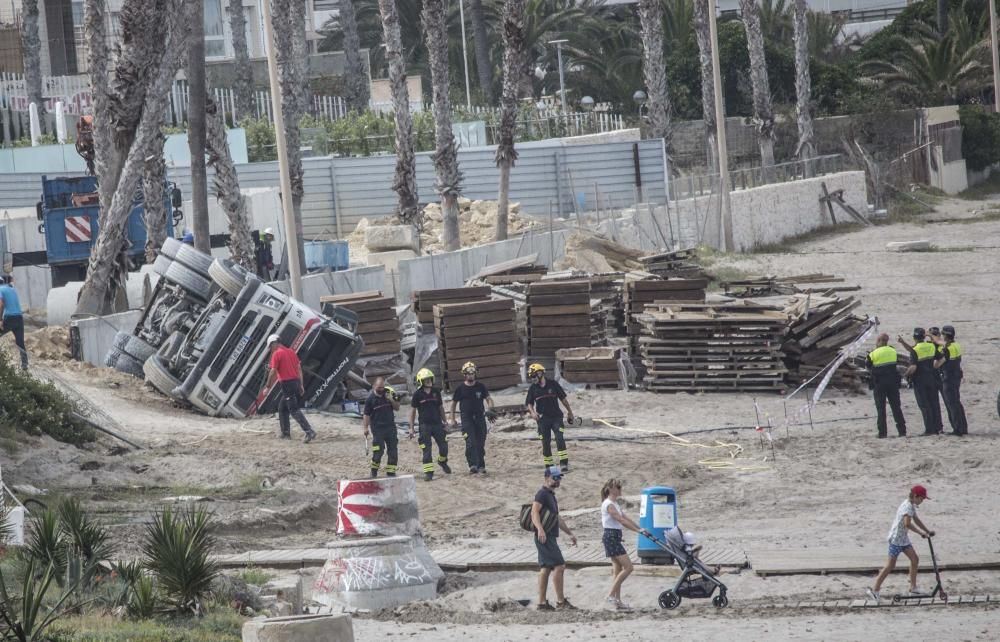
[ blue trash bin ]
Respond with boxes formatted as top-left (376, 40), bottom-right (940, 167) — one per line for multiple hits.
top-left (637, 486), bottom-right (677, 564)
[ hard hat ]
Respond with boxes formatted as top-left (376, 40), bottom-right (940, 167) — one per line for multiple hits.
top-left (267, 334), bottom-right (280, 346)
top-left (384, 385), bottom-right (395, 394)
top-left (461, 362), bottom-right (477, 375)
top-left (528, 363), bottom-right (546, 377)
top-left (941, 324), bottom-right (955, 338)
top-left (415, 368), bottom-right (435, 384)
top-left (263, 227), bottom-right (275, 237)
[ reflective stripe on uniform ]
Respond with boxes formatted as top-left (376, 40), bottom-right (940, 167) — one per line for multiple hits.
top-left (868, 346), bottom-right (898, 367)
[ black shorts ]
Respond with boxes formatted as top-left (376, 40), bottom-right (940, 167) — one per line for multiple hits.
top-left (535, 534), bottom-right (565, 569)
top-left (603, 528), bottom-right (628, 558)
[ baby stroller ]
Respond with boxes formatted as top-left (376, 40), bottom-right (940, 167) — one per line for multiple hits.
top-left (646, 532), bottom-right (729, 609)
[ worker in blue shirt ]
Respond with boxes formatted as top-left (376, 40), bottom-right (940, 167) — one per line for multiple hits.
top-left (0, 275), bottom-right (28, 369)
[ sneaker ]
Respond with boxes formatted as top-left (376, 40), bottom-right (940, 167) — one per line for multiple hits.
top-left (555, 599), bottom-right (577, 611)
top-left (440, 462), bottom-right (452, 474)
top-left (304, 431), bottom-right (316, 444)
top-left (469, 467), bottom-right (479, 475)
top-left (615, 600), bottom-right (633, 611)
top-left (537, 601), bottom-right (555, 611)
top-left (424, 472), bottom-right (433, 482)
top-left (605, 597), bottom-right (618, 609)
top-left (866, 588), bottom-right (880, 604)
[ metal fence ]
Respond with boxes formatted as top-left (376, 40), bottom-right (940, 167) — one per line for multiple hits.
top-left (669, 154), bottom-right (856, 201)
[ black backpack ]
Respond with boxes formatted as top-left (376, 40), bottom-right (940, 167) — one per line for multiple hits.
top-left (519, 503), bottom-right (557, 533)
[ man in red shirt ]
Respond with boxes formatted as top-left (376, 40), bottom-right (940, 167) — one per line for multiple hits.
top-left (264, 335), bottom-right (317, 443)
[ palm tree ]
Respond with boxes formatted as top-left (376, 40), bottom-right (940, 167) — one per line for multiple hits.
top-left (792, 0), bottom-right (815, 163)
top-left (864, 19), bottom-right (990, 106)
top-left (637, 0), bottom-right (672, 145)
top-left (693, 0), bottom-right (717, 172)
top-left (229, 0), bottom-right (255, 121)
top-left (20, 0), bottom-right (44, 132)
top-left (807, 10), bottom-right (847, 60)
top-left (739, 0), bottom-right (776, 168)
top-left (758, 0), bottom-right (792, 44)
top-left (143, 130), bottom-right (168, 262)
top-left (422, 0), bottom-right (463, 251)
top-left (937, 0), bottom-right (949, 36)
top-left (188, 0), bottom-right (211, 255)
top-left (495, 0), bottom-right (526, 242)
top-left (77, 0), bottom-right (192, 316)
top-left (469, 0), bottom-right (494, 103)
top-left (84, 0), bottom-right (112, 201)
top-left (378, 0), bottom-right (420, 225)
top-left (340, 0), bottom-right (371, 112)
top-left (207, 98), bottom-right (256, 270)
top-left (661, 0), bottom-right (696, 53)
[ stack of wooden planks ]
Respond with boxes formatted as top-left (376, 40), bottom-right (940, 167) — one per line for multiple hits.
top-left (589, 299), bottom-right (607, 346)
top-left (556, 347), bottom-right (624, 389)
top-left (625, 278), bottom-right (708, 355)
top-left (589, 273), bottom-right (626, 338)
top-left (722, 273), bottom-right (860, 298)
top-left (638, 302), bottom-right (788, 392)
top-left (527, 280), bottom-right (592, 357)
top-left (781, 293), bottom-right (869, 389)
top-left (412, 286), bottom-right (491, 324)
top-left (320, 291), bottom-right (400, 356)
top-left (435, 299), bottom-right (521, 391)
top-left (638, 248), bottom-right (703, 279)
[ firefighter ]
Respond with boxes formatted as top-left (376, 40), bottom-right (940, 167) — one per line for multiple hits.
top-left (898, 328), bottom-right (943, 436)
top-left (408, 368), bottom-right (451, 481)
top-left (526, 363), bottom-right (575, 471)
top-left (363, 377), bottom-right (400, 478)
top-left (865, 333), bottom-right (906, 438)
top-left (449, 362), bottom-right (497, 475)
top-left (933, 325), bottom-right (968, 435)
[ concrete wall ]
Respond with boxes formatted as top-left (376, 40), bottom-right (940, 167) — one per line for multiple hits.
top-left (2, 207), bottom-right (49, 311)
top-left (72, 310), bottom-right (142, 367)
top-left (269, 265), bottom-right (387, 312)
top-left (928, 147), bottom-right (968, 195)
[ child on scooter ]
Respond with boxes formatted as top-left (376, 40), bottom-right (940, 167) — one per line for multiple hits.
top-left (867, 485), bottom-right (935, 604)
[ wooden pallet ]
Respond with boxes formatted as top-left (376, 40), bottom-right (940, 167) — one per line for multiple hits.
top-left (435, 299), bottom-right (520, 391)
top-left (413, 286), bottom-right (491, 324)
top-left (527, 280), bottom-right (594, 356)
top-left (321, 291), bottom-right (401, 356)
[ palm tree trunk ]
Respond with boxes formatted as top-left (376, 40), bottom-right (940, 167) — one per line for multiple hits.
top-left (272, 0), bottom-right (306, 270)
top-left (469, 0), bottom-right (493, 103)
top-left (638, 0), bottom-right (672, 148)
top-left (936, 0), bottom-right (948, 36)
top-left (188, 0), bottom-right (211, 255)
top-left (77, 0), bottom-right (192, 316)
top-left (207, 97), bottom-right (256, 271)
top-left (693, 0), bottom-right (717, 173)
top-left (229, 0), bottom-right (255, 121)
top-left (792, 0), bottom-right (816, 168)
top-left (340, 0), bottom-right (370, 112)
top-left (378, 0), bottom-right (420, 225)
top-left (143, 130), bottom-right (168, 263)
top-left (85, 0), bottom-right (112, 200)
top-left (495, 0), bottom-right (526, 242)
top-left (423, 0), bottom-right (463, 251)
top-left (21, 0), bottom-right (45, 132)
top-left (739, 0), bottom-right (775, 168)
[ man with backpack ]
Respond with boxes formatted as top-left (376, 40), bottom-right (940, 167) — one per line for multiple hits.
top-left (528, 466), bottom-right (578, 611)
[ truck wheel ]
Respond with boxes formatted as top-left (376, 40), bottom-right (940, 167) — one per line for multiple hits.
top-left (143, 355), bottom-right (182, 398)
top-left (209, 258), bottom-right (248, 297)
top-left (164, 261), bottom-right (215, 301)
top-left (152, 254), bottom-right (172, 277)
top-left (162, 237), bottom-right (213, 277)
top-left (104, 348), bottom-right (145, 378)
top-left (112, 331), bottom-right (157, 362)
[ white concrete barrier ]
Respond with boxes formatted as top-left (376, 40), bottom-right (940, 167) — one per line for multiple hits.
top-left (70, 310), bottom-right (143, 367)
top-left (242, 613), bottom-right (354, 642)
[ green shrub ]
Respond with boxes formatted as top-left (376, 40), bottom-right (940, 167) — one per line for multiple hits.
top-left (0, 352), bottom-right (95, 445)
top-left (958, 105), bottom-right (1000, 172)
top-left (142, 507), bottom-right (219, 615)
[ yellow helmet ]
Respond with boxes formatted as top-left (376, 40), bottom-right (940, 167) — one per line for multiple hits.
top-left (461, 362), bottom-right (477, 375)
top-left (415, 368), bottom-right (435, 385)
top-left (528, 363), bottom-right (546, 377)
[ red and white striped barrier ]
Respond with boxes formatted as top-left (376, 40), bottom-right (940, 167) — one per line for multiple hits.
top-left (336, 476), bottom-right (421, 538)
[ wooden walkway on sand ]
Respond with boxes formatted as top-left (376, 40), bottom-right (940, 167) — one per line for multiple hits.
top-left (749, 548), bottom-right (1000, 577)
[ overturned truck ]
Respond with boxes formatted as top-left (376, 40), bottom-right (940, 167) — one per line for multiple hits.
top-left (105, 238), bottom-right (362, 417)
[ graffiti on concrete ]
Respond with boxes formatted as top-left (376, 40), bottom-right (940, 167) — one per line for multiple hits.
top-left (313, 554), bottom-right (433, 595)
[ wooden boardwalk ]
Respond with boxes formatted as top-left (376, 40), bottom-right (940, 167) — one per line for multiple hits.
top-left (749, 548), bottom-right (1000, 577)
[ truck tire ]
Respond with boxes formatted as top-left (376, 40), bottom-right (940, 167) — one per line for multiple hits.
top-left (164, 261), bottom-right (215, 301)
top-left (162, 237), bottom-right (213, 277)
top-left (209, 258), bottom-right (248, 297)
top-left (104, 348), bottom-right (145, 378)
top-left (153, 254), bottom-right (172, 277)
top-left (143, 355), bottom-right (182, 398)
top-left (112, 331), bottom-right (157, 362)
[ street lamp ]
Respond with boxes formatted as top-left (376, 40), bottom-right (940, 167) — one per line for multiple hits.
top-left (548, 39), bottom-right (569, 117)
top-left (458, 0), bottom-right (471, 109)
top-left (580, 95), bottom-right (594, 111)
top-left (633, 89), bottom-right (647, 119)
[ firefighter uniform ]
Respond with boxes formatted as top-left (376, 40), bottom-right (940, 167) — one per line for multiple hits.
top-left (526, 379), bottom-right (569, 469)
top-left (364, 390), bottom-right (398, 476)
top-left (866, 345), bottom-right (906, 438)
top-left (453, 381), bottom-right (491, 472)
top-left (939, 339), bottom-right (968, 435)
top-left (411, 386), bottom-right (450, 476)
top-left (909, 339), bottom-right (943, 435)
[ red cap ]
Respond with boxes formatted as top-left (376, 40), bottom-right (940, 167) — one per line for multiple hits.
top-left (911, 484), bottom-right (929, 499)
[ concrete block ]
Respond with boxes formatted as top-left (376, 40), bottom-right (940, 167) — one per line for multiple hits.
top-left (365, 225), bottom-right (417, 252)
top-left (241, 613), bottom-right (354, 642)
top-left (886, 240), bottom-right (932, 252)
top-left (70, 310), bottom-right (143, 367)
top-left (367, 249), bottom-right (416, 273)
top-left (336, 475), bottom-right (421, 537)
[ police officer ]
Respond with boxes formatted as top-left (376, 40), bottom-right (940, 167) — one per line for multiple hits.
top-left (408, 368), bottom-right (452, 481)
top-left (866, 333), bottom-right (906, 438)
top-left (363, 377), bottom-right (400, 478)
top-left (898, 328), bottom-right (943, 436)
top-left (526, 363), bottom-right (575, 471)
top-left (934, 325), bottom-right (968, 436)
top-left (449, 362), bottom-right (496, 475)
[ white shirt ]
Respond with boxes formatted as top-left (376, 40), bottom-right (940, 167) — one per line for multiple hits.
top-left (601, 498), bottom-right (624, 529)
top-left (887, 500), bottom-right (916, 546)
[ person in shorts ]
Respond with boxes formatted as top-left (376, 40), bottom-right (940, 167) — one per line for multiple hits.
top-left (867, 484), bottom-right (935, 603)
top-left (531, 465), bottom-right (578, 611)
top-left (599, 478), bottom-right (650, 611)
